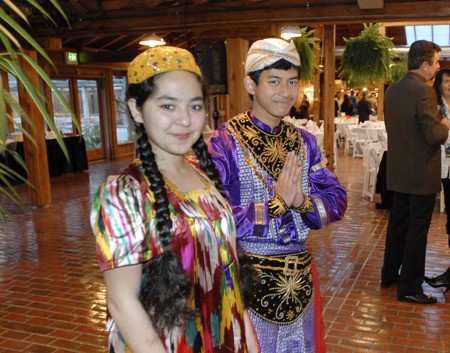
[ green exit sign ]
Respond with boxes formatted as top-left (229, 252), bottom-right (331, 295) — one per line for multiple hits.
top-left (64, 52), bottom-right (78, 64)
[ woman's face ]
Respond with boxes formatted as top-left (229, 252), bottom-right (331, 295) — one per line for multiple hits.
top-left (441, 73), bottom-right (450, 101)
top-left (129, 70), bottom-right (205, 159)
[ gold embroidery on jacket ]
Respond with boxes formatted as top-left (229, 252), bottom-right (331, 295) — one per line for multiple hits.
top-left (228, 113), bottom-right (305, 180)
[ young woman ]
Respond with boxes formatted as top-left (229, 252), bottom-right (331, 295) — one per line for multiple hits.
top-left (91, 46), bottom-right (259, 353)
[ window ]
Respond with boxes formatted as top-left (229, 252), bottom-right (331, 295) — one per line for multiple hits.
top-left (7, 73), bottom-right (21, 132)
top-left (51, 79), bottom-right (73, 134)
top-left (405, 25), bottom-right (450, 47)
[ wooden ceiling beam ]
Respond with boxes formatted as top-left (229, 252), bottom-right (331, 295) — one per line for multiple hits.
top-left (99, 34), bottom-right (127, 50)
top-left (29, 0), bottom-right (449, 63)
top-left (33, 1), bottom-right (450, 39)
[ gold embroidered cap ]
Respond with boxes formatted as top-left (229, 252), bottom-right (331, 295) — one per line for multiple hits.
top-left (245, 38), bottom-right (301, 75)
top-left (127, 46), bottom-right (202, 84)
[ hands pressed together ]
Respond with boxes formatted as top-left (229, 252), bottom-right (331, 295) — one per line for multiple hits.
top-left (274, 151), bottom-right (306, 209)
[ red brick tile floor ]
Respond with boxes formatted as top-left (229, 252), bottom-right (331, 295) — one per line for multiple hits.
top-left (0, 148), bottom-right (449, 352)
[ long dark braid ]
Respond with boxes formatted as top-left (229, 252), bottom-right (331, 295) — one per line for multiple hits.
top-left (135, 122), bottom-right (195, 332)
top-left (192, 136), bottom-right (258, 307)
top-left (192, 137), bottom-right (227, 199)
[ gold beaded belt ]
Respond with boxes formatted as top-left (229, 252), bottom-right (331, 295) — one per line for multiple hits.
top-left (246, 250), bottom-right (313, 325)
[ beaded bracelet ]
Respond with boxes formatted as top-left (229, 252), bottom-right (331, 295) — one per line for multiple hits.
top-left (293, 195), bottom-right (314, 213)
top-left (268, 193), bottom-right (289, 218)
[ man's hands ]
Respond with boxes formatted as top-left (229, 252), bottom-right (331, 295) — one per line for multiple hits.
top-left (274, 151), bottom-right (305, 208)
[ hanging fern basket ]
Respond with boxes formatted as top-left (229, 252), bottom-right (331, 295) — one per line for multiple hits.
top-left (291, 27), bottom-right (320, 82)
top-left (389, 55), bottom-right (408, 83)
top-left (339, 23), bottom-right (395, 87)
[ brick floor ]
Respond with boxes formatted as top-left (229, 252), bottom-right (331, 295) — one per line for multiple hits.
top-left (0, 148), bottom-right (449, 352)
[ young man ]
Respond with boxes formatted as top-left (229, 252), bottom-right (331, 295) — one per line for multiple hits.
top-left (208, 38), bottom-right (347, 353)
top-left (381, 40), bottom-right (450, 304)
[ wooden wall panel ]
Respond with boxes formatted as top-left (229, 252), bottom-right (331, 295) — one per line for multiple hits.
top-left (19, 50), bottom-right (52, 206)
top-left (323, 25), bottom-right (337, 171)
top-left (225, 38), bottom-right (249, 120)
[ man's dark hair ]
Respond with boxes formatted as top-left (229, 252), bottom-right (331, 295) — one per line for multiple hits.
top-left (408, 40), bottom-right (441, 70)
top-left (248, 58), bottom-right (301, 85)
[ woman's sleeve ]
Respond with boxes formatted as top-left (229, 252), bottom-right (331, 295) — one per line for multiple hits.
top-left (91, 174), bottom-right (156, 271)
top-left (298, 131), bottom-right (348, 230)
top-left (208, 127), bottom-right (269, 239)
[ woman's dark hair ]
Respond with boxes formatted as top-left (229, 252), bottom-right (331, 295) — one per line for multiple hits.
top-left (248, 58), bottom-right (301, 85)
top-left (126, 72), bottom-right (256, 332)
top-left (433, 68), bottom-right (450, 106)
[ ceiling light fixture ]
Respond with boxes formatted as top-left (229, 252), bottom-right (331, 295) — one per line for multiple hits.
top-left (139, 34), bottom-right (166, 47)
top-left (280, 26), bottom-right (302, 40)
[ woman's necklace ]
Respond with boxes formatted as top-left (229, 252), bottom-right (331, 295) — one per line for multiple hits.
top-left (161, 162), bottom-right (211, 200)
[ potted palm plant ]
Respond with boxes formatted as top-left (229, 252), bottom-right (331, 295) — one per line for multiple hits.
top-left (0, 0), bottom-right (77, 220)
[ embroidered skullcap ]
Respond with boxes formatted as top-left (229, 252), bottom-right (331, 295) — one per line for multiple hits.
top-left (128, 46), bottom-right (202, 84)
top-left (245, 38), bottom-right (301, 75)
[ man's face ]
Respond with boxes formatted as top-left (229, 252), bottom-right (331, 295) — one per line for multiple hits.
top-left (425, 51), bottom-right (441, 81)
top-left (245, 68), bottom-right (299, 127)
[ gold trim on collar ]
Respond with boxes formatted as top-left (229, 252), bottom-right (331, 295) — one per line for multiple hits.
top-left (228, 112), bottom-right (302, 180)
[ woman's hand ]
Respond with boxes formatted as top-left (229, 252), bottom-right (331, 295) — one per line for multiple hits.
top-left (244, 310), bottom-right (261, 353)
top-left (104, 264), bottom-right (167, 353)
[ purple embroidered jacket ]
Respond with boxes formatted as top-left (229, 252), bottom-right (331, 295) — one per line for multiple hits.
top-left (207, 113), bottom-right (347, 353)
top-left (208, 113), bottom-right (347, 255)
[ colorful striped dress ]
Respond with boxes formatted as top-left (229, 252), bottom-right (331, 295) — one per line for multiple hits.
top-left (91, 160), bottom-right (248, 353)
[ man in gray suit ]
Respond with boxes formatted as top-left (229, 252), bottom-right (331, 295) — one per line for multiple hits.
top-left (381, 40), bottom-right (450, 304)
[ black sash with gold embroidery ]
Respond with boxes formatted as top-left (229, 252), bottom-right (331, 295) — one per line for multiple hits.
top-left (246, 250), bottom-right (313, 325)
top-left (228, 113), bottom-right (301, 180)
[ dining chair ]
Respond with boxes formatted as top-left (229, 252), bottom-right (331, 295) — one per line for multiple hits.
top-left (351, 127), bottom-right (370, 158)
top-left (362, 146), bottom-right (381, 201)
top-left (342, 124), bottom-right (355, 157)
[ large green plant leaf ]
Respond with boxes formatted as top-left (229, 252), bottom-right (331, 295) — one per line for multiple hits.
top-left (0, 0), bottom-right (75, 221)
top-left (0, 8), bottom-right (53, 65)
top-left (0, 74), bottom-right (6, 142)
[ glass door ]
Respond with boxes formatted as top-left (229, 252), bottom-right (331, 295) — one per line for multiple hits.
top-left (76, 79), bottom-right (105, 160)
top-left (51, 79), bottom-right (73, 135)
top-left (51, 78), bottom-right (106, 161)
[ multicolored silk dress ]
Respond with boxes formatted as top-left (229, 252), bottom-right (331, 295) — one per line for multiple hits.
top-left (91, 159), bottom-right (248, 353)
top-left (208, 113), bottom-right (347, 353)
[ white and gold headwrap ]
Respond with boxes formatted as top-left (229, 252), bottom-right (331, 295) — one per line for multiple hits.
top-left (245, 38), bottom-right (301, 75)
